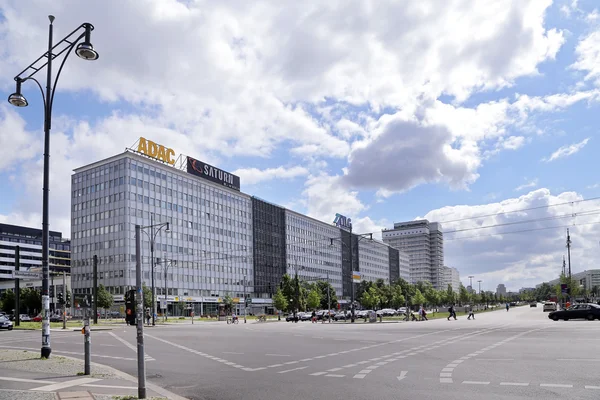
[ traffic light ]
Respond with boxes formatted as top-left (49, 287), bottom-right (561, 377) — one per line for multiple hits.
top-left (125, 289), bottom-right (136, 325)
top-left (57, 292), bottom-right (64, 305)
top-left (49, 286), bottom-right (54, 298)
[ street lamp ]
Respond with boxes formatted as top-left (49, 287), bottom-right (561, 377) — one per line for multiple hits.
top-left (140, 217), bottom-right (170, 326)
top-left (158, 256), bottom-right (176, 322)
top-left (477, 280), bottom-right (482, 294)
top-left (8, 16), bottom-right (98, 359)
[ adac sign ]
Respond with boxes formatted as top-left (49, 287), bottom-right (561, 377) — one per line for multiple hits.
top-left (136, 137), bottom-right (176, 165)
top-left (334, 213), bottom-right (352, 231)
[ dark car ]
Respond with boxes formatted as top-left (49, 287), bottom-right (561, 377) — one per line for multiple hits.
top-left (285, 313), bottom-right (299, 322)
top-left (530, 302), bottom-right (537, 307)
top-left (548, 303), bottom-right (600, 321)
top-left (0, 316), bottom-right (13, 330)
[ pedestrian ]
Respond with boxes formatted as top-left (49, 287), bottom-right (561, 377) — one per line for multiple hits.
top-left (421, 306), bottom-right (428, 321)
top-left (311, 310), bottom-right (317, 323)
top-left (447, 304), bottom-right (457, 320)
top-left (467, 306), bottom-right (475, 320)
top-left (506, 302), bottom-right (510, 312)
top-left (145, 310), bottom-right (151, 325)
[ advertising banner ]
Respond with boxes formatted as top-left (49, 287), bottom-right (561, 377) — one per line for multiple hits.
top-left (187, 156), bottom-right (240, 191)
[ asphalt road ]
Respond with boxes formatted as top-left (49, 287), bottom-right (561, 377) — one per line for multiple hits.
top-left (1, 306), bottom-right (599, 400)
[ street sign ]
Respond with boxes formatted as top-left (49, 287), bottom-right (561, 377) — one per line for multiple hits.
top-left (12, 270), bottom-right (42, 279)
top-left (74, 294), bottom-right (91, 309)
top-left (160, 298), bottom-right (167, 310)
top-left (352, 272), bottom-right (361, 283)
top-left (561, 284), bottom-right (568, 295)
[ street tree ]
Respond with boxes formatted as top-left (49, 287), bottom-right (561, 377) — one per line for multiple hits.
top-left (316, 281), bottom-right (338, 310)
top-left (223, 294), bottom-right (234, 315)
top-left (142, 284), bottom-right (153, 309)
top-left (459, 284), bottom-right (470, 306)
top-left (390, 285), bottom-right (405, 309)
top-left (413, 289), bottom-right (426, 307)
top-left (307, 289), bottom-right (321, 311)
top-left (273, 288), bottom-right (288, 314)
top-left (360, 287), bottom-right (380, 310)
top-left (96, 284), bottom-right (114, 318)
top-left (0, 289), bottom-right (15, 313)
top-left (21, 288), bottom-right (41, 315)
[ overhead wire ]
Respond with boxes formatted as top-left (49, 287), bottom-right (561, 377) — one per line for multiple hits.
top-left (445, 220), bottom-right (600, 241)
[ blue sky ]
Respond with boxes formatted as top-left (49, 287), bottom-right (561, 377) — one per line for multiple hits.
top-left (1, 0), bottom-right (599, 292)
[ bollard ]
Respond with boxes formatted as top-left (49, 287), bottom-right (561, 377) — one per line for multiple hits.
top-left (83, 316), bottom-right (91, 375)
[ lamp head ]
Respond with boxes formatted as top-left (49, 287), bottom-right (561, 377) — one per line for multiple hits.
top-left (76, 23), bottom-right (99, 61)
top-left (8, 79), bottom-right (28, 107)
top-left (165, 223), bottom-right (171, 233)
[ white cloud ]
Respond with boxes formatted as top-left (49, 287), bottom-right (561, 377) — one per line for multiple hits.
top-left (301, 174), bottom-right (366, 225)
top-left (0, 106), bottom-right (39, 171)
top-left (422, 188), bottom-right (600, 291)
top-left (587, 183), bottom-right (600, 189)
top-left (572, 30), bottom-right (600, 86)
top-left (233, 165), bottom-right (309, 185)
top-left (514, 178), bottom-right (538, 192)
top-left (542, 138), bottom-right (590, 162)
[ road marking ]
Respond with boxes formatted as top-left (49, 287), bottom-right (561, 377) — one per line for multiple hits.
top-left (442, 368), bottom-right (454, 372)
top-left (82, 383), bottom-right (138, 389)
top-left (353, 374), bottom-right (366, 379)
top-left (397, 371), bottom-right (408, 381)
top-left (358, 370), bottom-right (371, 374)
top-left (0, 376), bottom-right (57, 384)
top-left (284, 361), bottom-right (299, 365)
top-left (585, 385), bottom-right (600, 389)
top-left (109, 332), bottom-right (155, 361)
top-left (500, 382), bottom-right (529, 386)
top-left (327, 368), bottom-right (343, 372)
top-left (440, 378), bottom-right (453, 384)
top-left (32, 377), bottom-right (101, 391)
top-left (310, 372), bottom-right (327, 376)
top-left (540, 383), bottom-right (573, 388)
top-left (300, 358), bottom-right (313, 362)
top-left (267, 364), bottom-right (284, 368)
top-left (463, 381), bottom-right (490, 385)
top-left (223, 351), bottom-right (244, 355)
top-left (343, 364), bottom-right (357, 368)
top-left (145, 333), bottom-right (248, 370)
top-left (440, 373), bottom-right (452, 377)
top-left (325, 374), bottom-right (345, 377)
top-left (476, 358), bottom-right (515, 361)
top-left (557, 358), bottom-right (600, 362)
top-left (0, 345), bottom-right (140, 361)
top-left (278, 366), bottom-right (308, 374)
top-left (266, 354), bottom-right (290, 357)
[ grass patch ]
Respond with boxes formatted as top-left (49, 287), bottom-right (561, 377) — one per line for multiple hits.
top-left (77, 372), bottom-right (85, 376)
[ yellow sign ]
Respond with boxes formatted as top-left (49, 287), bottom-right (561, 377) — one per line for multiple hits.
top-left (137, 137), bottom-right (176, 165)
top-left (352, 273), bottom-right (361, 283)
top-left (233, 297), bottom-right (240, 303)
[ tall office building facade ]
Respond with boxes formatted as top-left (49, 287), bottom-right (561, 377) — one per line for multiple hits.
top-left (70, 138), bottom-right (407, 312)
top-left (382, 220), bottom-right (444, 289)
top-left (496, 284), bottom-right (507, 296)
top-left (442, 266), bottom-right (460, 293)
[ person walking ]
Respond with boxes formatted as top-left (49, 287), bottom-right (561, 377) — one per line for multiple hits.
top-left (311, 310), bottom-right (317, 323)
top-left (506, 302), bottom-right (510, 312)
top-left (447, 304), bottom-right (457, 320)
top-left (467, 306), bottom-right (475, 320)
top-left (421, 306), bottom-right (428, 321)
top-left (145, 309), bottom-right (151, 326)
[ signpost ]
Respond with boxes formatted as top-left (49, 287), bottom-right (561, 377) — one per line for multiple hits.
top-left (12, 271), bottom-right (42, 279)
top-left (352, 272), bottom-right (361, 283)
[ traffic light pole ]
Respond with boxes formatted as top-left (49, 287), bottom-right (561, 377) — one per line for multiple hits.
top-left (135, 225), bottom-right (147, 399)
top-left (243, 275), bottom-right (247, 323)
top-left (14, 246), bottom-right (20, 327)
top-left (93, 255), bottom-right (98, 324)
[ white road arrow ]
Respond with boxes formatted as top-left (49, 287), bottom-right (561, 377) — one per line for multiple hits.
top-left (397, 371), bottom-right (408, 381)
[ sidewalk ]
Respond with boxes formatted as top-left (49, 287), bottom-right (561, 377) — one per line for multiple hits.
top-left (0, 349), bottom-right (187, 400)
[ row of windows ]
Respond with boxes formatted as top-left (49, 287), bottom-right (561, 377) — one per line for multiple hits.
top-left (73, 161), bottom-right (124, 183)
top-left (73, 254), bottom-right (251, 269)
top-left (0, 239), bottom-right (69, 251)
top-left (0, 244), bottom-right (71, 255)
top-left (73, 224), bottom-right (125, 238)
top-left (73, 192), bottom-right (126, 211)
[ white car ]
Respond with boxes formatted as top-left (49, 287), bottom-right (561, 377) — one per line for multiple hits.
top-left (543, 302), bottom-right (558, 312)
top-left (0, 316), bottom-right (13, 330)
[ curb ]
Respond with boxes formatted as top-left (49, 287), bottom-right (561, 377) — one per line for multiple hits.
top-left (46, 353), bottom-right (189, 400)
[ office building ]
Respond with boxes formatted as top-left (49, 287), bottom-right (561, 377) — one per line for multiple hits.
top-left (70, 137), bottom-right (403, 314)
top-left (382, 220), bottom-right (444, 289)
top-left (0, 223), bottom-right (71, 312)
top-left (545, 269), bottom-right (600, 292)
top-left (496, 284), bottom-right (507, 296)
top-left (442, 266), bottom-right (460, 293)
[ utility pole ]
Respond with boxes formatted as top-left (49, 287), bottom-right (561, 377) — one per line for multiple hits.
top-left (62, 271), bottom-right (66, 330)
top-left (327, 271), bottom-right (331, 323)
top-left (567, 229), bottom-right (572, 304)
top-left (468, 276), bottom-right (474, 291)
top-left (243, 275), bottom-right (247, 323)
top-left (93, 255), bottom-right (98, 324)
top-left (562, 256), bottom-right (566, 276)
top-left (477, 280), bottom-right (482, 294)
top-left (14, 246), bottom-right (20, 327)
top-left (135, 225), bottom-right (146, 399)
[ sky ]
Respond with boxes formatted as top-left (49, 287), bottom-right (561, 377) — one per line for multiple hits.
top-left (0, 0), bottom-right (599, 293)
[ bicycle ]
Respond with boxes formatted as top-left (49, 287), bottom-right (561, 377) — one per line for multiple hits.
top-left (226, 316), bottom-right (239, 324)
top-left (257, 315), bottom-right (267, 322)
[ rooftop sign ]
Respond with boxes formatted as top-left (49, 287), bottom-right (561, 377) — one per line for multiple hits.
top-left (334, 213), bottom-right (352, 231)
top-left (136, 137), bottom-right (176, 165)
top-left (187, 156), bottom-right (240, 191)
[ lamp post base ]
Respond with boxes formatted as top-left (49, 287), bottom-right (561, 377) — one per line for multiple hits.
top-left (41, 347), bottom-right (51, 359)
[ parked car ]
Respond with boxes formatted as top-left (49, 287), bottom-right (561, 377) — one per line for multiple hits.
top-left (334, 311), bottom-right (351, 321)
top-left (19, 314), bottom-right (32, 322)
top-left (285, 313), bottom-right (299, 322)
top-left (0, 315), bottom-right (13, 330)
top-left (299, 312), bottom-right (312, 321)
top-left (543, 302), bottom-right (558, 312)
top-left (548, 303), bottom-right (600, 321)
top-left (530, 302), bottom-right (537, 307)
top-left (32, 315), bottom-right (42, 322)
